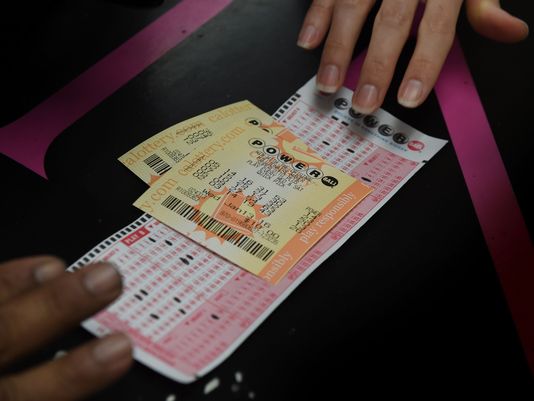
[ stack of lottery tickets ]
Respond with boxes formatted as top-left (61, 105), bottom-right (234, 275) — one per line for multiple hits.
top-left (70, 78), bottom-right (447, 382)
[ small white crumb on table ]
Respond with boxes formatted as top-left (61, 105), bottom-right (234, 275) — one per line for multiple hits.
top-left (234, 371), bottom-right (243, 383)
top-left (203, 377), bottom-right (220, 394)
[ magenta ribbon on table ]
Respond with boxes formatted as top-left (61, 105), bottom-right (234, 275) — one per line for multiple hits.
top-left (1, 0), bottom-right (533, 375)
top-left (345, 45), bottom-right (534, 374)
top-left (0, 0), bottom-right (232, 178)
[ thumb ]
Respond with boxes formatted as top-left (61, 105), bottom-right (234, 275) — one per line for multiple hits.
top-left (466, 0), bottom-right (529, 43)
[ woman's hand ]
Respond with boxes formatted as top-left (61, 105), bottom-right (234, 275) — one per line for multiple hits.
top-left (298, 0), bottom-right (528, 112)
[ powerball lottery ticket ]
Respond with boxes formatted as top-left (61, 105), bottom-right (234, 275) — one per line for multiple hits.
top-left (69, 78), bottom-right (447, 383)
top-left (119, 101), bottom-right (278, 185)
top-left (134, 118), bottom-right (371, 284)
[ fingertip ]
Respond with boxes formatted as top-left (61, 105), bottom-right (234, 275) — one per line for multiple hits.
top-left (0, 255), bottom-right (66, 301)
top-left (14, 255), bottom-right (65, 272)
top-left (316, 64), bottom-right (342, 94)
top-left (513, 19), bottom-right (529, 42)
top-left (397, 101), bottom-right (420, 109)
top-left (92, 261), bottom-right (123, 282)
top-left (316, 83), bottom-right (338, 94)
top-left (32, 255), bottom-right (66, 265)
top-left (352, 84), bottom-right (380, 114)
top-left (82, 262), bottom-right (123, 298)
top-left (350, 104), bottom-right (380, 115)
top-left (92, 333), bottom-right (133, 374)
top-left (398, 79), bottom-right (425, 109)
top-left (468, 0), bottom-right (529, 43)
top-left (521, 20), bottom-right (529, 37)
top-left (297, 25), bottom-right (320, 49)
top-left (34, 259), bottom-right (65, 284)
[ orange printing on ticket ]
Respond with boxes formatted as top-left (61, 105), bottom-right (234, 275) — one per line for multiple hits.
top-left (134, 106), bottom-right (372, 283)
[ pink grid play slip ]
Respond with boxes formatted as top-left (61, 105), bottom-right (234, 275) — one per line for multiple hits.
top-left (69, 78), bottom-right (447, 382)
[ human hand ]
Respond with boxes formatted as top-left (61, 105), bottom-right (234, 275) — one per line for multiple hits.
top-left (0, 256), bottom-right (132, 401)
top-left (297, 0), bottom-right (529, 112)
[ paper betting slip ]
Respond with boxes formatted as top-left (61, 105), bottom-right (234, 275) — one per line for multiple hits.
top-left (69, 78), bottom-right (447, 383)
top-left (134, 119), bottom-right (371, 284)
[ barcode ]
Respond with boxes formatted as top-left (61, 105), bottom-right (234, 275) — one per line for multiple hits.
top-left (162, 195), bottom-right (275, 262)
top-left (144, 154), bottom-right (171, 175)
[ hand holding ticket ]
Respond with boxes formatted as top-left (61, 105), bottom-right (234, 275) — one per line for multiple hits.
top-left (134, 110), bottom-right (372, 283)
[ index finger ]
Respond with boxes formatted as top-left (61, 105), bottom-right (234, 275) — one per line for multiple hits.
top-left (352, 0), bottom-right (419, 113)
top-left (398, 0), bottom-right (462, 108)
top-left (297, 0), bottom-right (337, 49)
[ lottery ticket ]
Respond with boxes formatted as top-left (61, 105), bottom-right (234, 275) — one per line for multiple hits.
top-left (134, 119), bottom-right (372, 283)
top-left (70, 77), bottom-right (447, 383)
top-left (119, 101), bottom-right (277, 185)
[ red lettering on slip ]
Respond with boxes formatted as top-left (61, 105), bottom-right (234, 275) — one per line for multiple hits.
top-left (122, 227), bottom-right (149, 246)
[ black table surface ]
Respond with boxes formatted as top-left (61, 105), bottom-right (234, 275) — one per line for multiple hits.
top-left (1, 0), bottom-right (533, 399)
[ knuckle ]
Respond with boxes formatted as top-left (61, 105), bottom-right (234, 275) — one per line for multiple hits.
top-left (338, 0), bottom-right (375, 12)
top-left (366, 56), bottom-right (392, 77)
top-left (409, 56), bottom-right (437, 78)
top-left (422, 7), bottom-right (456, 37)
top-left (411, 57), bottom-right (434, 71)
top-left (325, 36), bottom-right (349, 53)
top-left (376, 0), bottom-right (412, 29)
top-left (310, 0), bottom-right (334, 14)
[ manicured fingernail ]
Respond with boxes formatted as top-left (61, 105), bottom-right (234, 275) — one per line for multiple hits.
top-left (93, 334), bottom-right (132, 364)
top-left (353, 84), bottom-right (378, 113)
top-left (399, 79), bottom-right (423, 108)
top-left (317, 64), bottom-right (340, 93)
top-left (297, 25), bottom-right (317, 48)
top-left (83, 263), bottom-right (121, 295)
top-left (34, 261), bottom-right (64, 283)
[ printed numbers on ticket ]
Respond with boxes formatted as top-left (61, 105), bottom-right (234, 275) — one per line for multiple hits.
top-left (71, 77), bottom-right (447, 382)
top-left (134, 120), bottom-right (372, 284)
top-left (119, 101), bottom-right (277, 185)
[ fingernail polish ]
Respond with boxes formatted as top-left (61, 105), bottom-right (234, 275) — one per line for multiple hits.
top-left (317, 65), bottom-right (340, 93)
top-left (353, 84), bottom-right (378, 113)
top-left (399, 79), bottom-right (423, 108)
top-left (93, 334), bottom-right (132, 364)
top-left (297, 25), bottom-right (317, 48)
top-left (34, 261), bottom-right (64, 283)
top-left (83, 263), bottom-right (121, 295)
